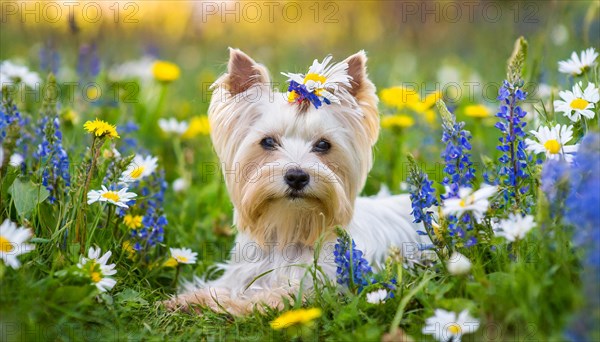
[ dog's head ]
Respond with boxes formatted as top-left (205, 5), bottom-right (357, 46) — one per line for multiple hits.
top-left (208, 49), bottom-right (379, 247)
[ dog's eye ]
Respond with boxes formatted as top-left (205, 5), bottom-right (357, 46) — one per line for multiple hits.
top-left (260, 137), bottom-right (278, 150)
top-left (312, 139), bottom-right (331, 153)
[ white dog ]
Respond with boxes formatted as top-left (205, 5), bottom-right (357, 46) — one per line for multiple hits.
top-left (166, 49), bottom-right (428, 315)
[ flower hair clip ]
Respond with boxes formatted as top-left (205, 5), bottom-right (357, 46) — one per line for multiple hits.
top-left (282, 56), bottom-right (352, 109)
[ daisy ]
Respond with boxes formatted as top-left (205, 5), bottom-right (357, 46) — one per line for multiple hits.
top-left (442, 185), bottom-right (497, 222)
top-left (494, 213), bottom-right (536, 242)
top-left (8, 153), bottom-right (24, 167)
top-left (168, 247), bottom-right (198, 265)
top-left (366, 289), bottom-right (388, 304)
top-left (108, 56), bottom-right (155, 82)
top-left (558, 48), bottom-right (598, 76)
top-left (119, 155), bottom-right (158, 184)
top-left (172, 177), bottom-right (189, 193)
top-left (87, 185), bottom-right (137, 208)
top-left (0, 219), bottom-right (35, 269)
top-left (158, 118), bottom-right (188, 135)
top-left (83, 119), bottom-right (120, 139)
top-left (525, 124), bottom-right (578, 163)
top-left (446, 251), bottom-right (472, 275)
top-left (0, 60), bottom-right (41, 88)
top-left (77, 247), bottom-right (117, 292)
top-left (554, 82), bottom-right (599, 121)
top-left (282, 55), bottom-right (352, 107)
top-left (422, 309), bottom-right (480, 342)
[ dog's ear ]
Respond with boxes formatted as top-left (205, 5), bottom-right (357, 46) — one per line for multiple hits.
top-left (344, 51), bottom-right (379, 145)
top-left (220, 48), bottom-right (270, 95)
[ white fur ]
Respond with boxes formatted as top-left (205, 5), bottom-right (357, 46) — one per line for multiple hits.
top-left (166, 50), bottom-right (429, 315)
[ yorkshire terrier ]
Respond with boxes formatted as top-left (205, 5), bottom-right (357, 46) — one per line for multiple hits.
top-left (166, 49), bottom-right (428, 315)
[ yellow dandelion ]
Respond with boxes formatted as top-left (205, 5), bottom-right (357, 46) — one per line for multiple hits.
top-left (410, 91), bottom-right (442, 112)
top-left (123, 214), bottom-right (143, 230)
top-left (380, 86), bottom-right (420, 109)
top-left (182, 116), bottom-right (211, 139)
top-left (152, 61), bottom-right (181, 83)
top-left (84, 119), bottom-right (120, 139)
top-left (464, 104), bottom-right (491, 118)
top-left (381, 115), bottom-right (415, 129)
top-left (270, 308), bottom-right (322, 330)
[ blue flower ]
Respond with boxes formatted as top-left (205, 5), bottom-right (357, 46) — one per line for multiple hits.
top-left (127, 170), bottom-right (168, 252)
top-left (33, 115), bottom-right (70, 203)
top-left (540, 158), bottom-right (570, 217)
top-left (407, 159), bottom-right (438, 229)
top-left (77, 43), bottom-right (100, 79)
top-left (440, 111), bottom-right (475, 198)
top-left (39, 42), bottom-right (60, 75)
top-left (488, 80), bottom-right (531, 210)
top-left (333, 228), bottom-right (396, 296)
top-left (564, 132), bottom-right (600, 341)
top-left (287, 81), bottom-right (325, 109)
top-left (334, 234), bottom-right (372, 292)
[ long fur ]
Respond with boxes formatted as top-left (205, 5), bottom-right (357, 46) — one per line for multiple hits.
top-left (165, 49), bottom-right (429, 315)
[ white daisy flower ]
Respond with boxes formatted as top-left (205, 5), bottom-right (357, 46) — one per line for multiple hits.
top-left (554, 82), bottom-right (599, 122)
top-left (282, 55), bottom-right (352, 105)
top-left (158, 118), bottom-right (188, 135)
top-left (172, 177), bottom-right (189, 193)
top-left (119, 155), bottom-right (158, 184)
top-left (0, 60), bottom-right (41, 88)
top-left (77, 247), bottom-right (117, 292)
top-left (108, 56), bottom-right (155, 82)
top-left (446, 252), bottom-right (472, 276)
top-left (525, 124), bottom-right (579, 163)
top-left (422, 309), bottom-right (480, 342)
top-left (366, 289), bottom-right (388, 304)
top-left (169, 247), bottom-right (197, 264)
top-left (87, 186), bottom-right (137, 208)
top-left (9, 153), bottom-right (24, 167)
top-left (442, 185), bottom-right (497, 223)
top-left (493, 214), bottom-right (536, 242)
top-left (558, 48), bottom-right (598, 76)
top-left (0, 219), bottom-right (35, 269)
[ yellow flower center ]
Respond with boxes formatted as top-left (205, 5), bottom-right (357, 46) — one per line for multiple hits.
top-left (130, 166), bottom-right (145, 179)
top-left (0, 236), bottom-right (13, 253)
top-left (101, 191), bottom-right (120, 202)
top-left (448, 323), bottom-right (462, 335)
top-left (90, 271), bottom-right (102, 283)
top-left (303, 73), bottom-right (327, 84)
top-left (175, 256), bottom-right (188, 263)
top-left (570, 98), bottom-right (589, 110)
top-left (544, 139), bottom-right (561, 154)
top-left (459, 199), bottom-right (466, 208)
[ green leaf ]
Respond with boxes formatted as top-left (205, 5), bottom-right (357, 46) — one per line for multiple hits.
top-left (7, 178), bottom-right (50, 218)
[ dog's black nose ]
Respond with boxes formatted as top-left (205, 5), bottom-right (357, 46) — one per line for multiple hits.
top-left (284, 168), bottom-right (310, 191)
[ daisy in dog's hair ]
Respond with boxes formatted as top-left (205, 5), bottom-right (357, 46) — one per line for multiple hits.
top-left (282, 55), bottom-right (352, 108)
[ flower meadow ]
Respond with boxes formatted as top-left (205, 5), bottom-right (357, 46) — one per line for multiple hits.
top-left (1, 2), bottom-right (600, 341)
